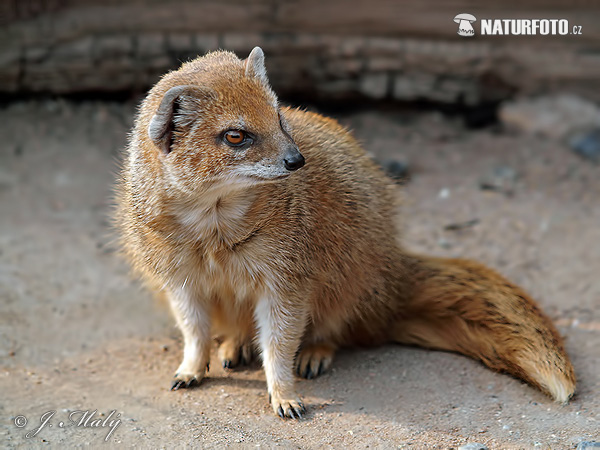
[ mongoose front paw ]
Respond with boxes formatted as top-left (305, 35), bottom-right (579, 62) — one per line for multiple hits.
top-left (170, 370), bottom-right (205, 390)
top-left (295, 343), bottom-right (335, 379)
top-left (218, 339), bottom-right (253, 369)
top-left (269, 393), bottom-right (306, 419)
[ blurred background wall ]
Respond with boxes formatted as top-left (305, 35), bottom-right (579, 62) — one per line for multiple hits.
top-left (1, 0), bottom-right (599, 107)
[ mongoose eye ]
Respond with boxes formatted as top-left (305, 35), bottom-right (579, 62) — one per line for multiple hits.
top-left (224, 130), bottom-right (247, 146)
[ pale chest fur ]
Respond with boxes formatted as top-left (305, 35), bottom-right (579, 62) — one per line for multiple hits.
top-left (169, 185), bottom-right (276, 304)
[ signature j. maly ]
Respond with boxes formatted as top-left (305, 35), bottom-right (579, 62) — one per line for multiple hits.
top-left (23, 409), bottom-right (121, 442)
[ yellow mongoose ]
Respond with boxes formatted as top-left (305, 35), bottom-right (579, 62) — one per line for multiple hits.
top-left (115, 47), bottom-right (576, 418)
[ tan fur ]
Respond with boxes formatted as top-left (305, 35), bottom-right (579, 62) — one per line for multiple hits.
top-left (114, 48), bottom-right (576, 418)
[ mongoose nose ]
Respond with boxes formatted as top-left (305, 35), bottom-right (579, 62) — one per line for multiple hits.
top-left (284, 150), bottom-right (305, 171)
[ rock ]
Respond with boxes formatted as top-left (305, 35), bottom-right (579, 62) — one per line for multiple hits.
top-left (459, 443), bottom-right (489, 450)
top-left (577, 443), bottom-right (600, 450)
top-left (194, 34), bottom-right (220, 53)
top-left (359, 73), bottom-right (389, 99)
top-left (437, 237), bottom-right (452, 249)
top-left (499, 95), bottom-right (600, 140)
top-left (444, 219), bottom-right (480, 231)
top-left (167, 33), bottom-right (194, 52)
top-left (569, 128), bottom-right (600, 163)
top-left (393, 72), bottom-right (436, 102)
top-left (137, 34), bottom-right (167, 59)
top-left (380, 159), bottom-right (410, 183)
top-left (479, 165), bottom-right (518, 196)
top-left (95, 35), bottom-right (133, 59)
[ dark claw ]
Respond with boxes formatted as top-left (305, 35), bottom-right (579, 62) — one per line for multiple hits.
top-left (206, 362), bottom-right (210, 372)
top-left (287, 407), bottom-right (295, 419)
top-left (171, 379), bottom-right (185, 391)
top-left (277, 405), bottom-right (285, 418)
top-left (306, 366), bottom-right (314, 380)
top-left (292, 406), bottom-right (304, 418)
top-left (317, 361), bottom-right (324, 376)
top-left (223, 360), bottom-right (231, 369)
top-left (185, 378), bottom-right (198, 388)
top-left (301, 365), bottom-right (310, 379)
top-left (268, 393), bottom-right (272, 403)
top-left (171, 376), bottom-right (198, 391)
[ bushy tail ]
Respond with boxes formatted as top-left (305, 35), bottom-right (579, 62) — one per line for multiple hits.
top-left (395, 254), bottom-right (576, 403)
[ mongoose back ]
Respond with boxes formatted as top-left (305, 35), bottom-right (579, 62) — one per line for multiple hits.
top-left (115, 47), bottom-right (576, 418)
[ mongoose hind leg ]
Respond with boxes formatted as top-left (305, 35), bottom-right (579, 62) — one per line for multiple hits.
top-left (218, 337), bottom-right (254, 369)
top-left (212, 300), bottom-right (255, 369)
top-left (295, 342), bottom-right (336, 379)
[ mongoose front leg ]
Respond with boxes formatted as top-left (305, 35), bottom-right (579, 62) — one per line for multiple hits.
top-left (255, 295), bottom-right (307, 419)
top-left (167, 288), bottom-right (212, 390)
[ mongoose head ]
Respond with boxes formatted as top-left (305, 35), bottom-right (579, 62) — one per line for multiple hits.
top-left (142, 47), bottom-right (304, 192)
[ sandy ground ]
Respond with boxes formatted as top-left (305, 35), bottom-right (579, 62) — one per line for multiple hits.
top-left (0, 99), bottom-right (598, 449)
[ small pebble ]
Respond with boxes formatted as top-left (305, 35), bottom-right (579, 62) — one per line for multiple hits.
top-left (459, 443), bottom-right (489, 450)
top-left (569, 129), bottom-right (600, 163)
top-left (444, 218), bottom-right (480, 231)
top-left (577, 443), bottom-right (600, 450)
top-left (499, 94), bottom-right (600, 140)
top-left (380, 159), bottom-right (411, 184)
top-left (479, 166), bottom-right (518, 195)
top-left (437, 238), bottom-right (452, 249)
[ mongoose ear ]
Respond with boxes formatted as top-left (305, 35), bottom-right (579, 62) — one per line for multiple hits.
top-left (148, 85), bottom-right (213, 154)
top-left (244, 47), bottom-right (269, 85)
